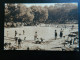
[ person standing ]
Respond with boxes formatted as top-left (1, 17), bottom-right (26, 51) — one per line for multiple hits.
top-left (23, 30), bottom-right (25, 35)
top-left (72, 25), bottom-right (74, 30)
top-left (55, 30), bottom-right (57, 40)
top-left (60, 28), bottom-right (63, 38)
top-left (15, 30), bottom-right (17, 36)
top-left (34, 31), bottom-right (37, 41)
top-left (15, 36), bottom-right (18, 44)
top-left (70, 39), bottom-right (72, 45)
top-left (7, 31), bottom-right (8, 37)
top-left (18, 38), bottom-right (22, 48)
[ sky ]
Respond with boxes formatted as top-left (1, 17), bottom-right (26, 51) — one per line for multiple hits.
top-left (22, 3), bottom-right (77, 7)
top-left (5, 3), bottom-right (78, 7)
top-left (23, 3), bottom-right (55, 7)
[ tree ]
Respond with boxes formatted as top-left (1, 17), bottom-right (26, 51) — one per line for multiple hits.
top-left (17, 4), bottom-right (34, 24)
top-left (30, 6), bottom-right (48, 24)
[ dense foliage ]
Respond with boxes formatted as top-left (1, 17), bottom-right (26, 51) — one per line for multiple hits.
top-left (5, 3), bottom-right (78, 26)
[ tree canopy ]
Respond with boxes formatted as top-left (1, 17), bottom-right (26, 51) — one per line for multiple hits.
top-left (5, 3), bottom-right (78, 25)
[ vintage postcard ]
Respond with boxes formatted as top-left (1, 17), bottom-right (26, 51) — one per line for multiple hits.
top-left (4, 3), bottom-right (79, 51)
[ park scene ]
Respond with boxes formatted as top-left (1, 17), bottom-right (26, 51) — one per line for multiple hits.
top-left (4, 3), bottom-right (79, 51)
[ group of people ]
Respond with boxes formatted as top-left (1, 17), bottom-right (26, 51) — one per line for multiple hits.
top-left (15, 30), bottom-right (25, 36)
top-left (4, 42), bottom-right (17, 50)
top-left (34, 28), bottom-right (63, 44)
top-left (55, 28), bottom-right (63, 40)
top-left (14, 29), bottom-right (63, 44)
top-left (15, 35), bottom-right (22, 48)
top-left (14, 30), bottom-right (25, 49)
top-left (34, 32), bottom-right (44, 44)
top-left (5, 30), bottom-right (25, 50)
top-left (5, 28), bottom-right (63, 47)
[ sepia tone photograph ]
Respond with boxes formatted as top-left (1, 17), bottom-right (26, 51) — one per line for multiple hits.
top-left (4, 3), bottom-right (79, 51)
